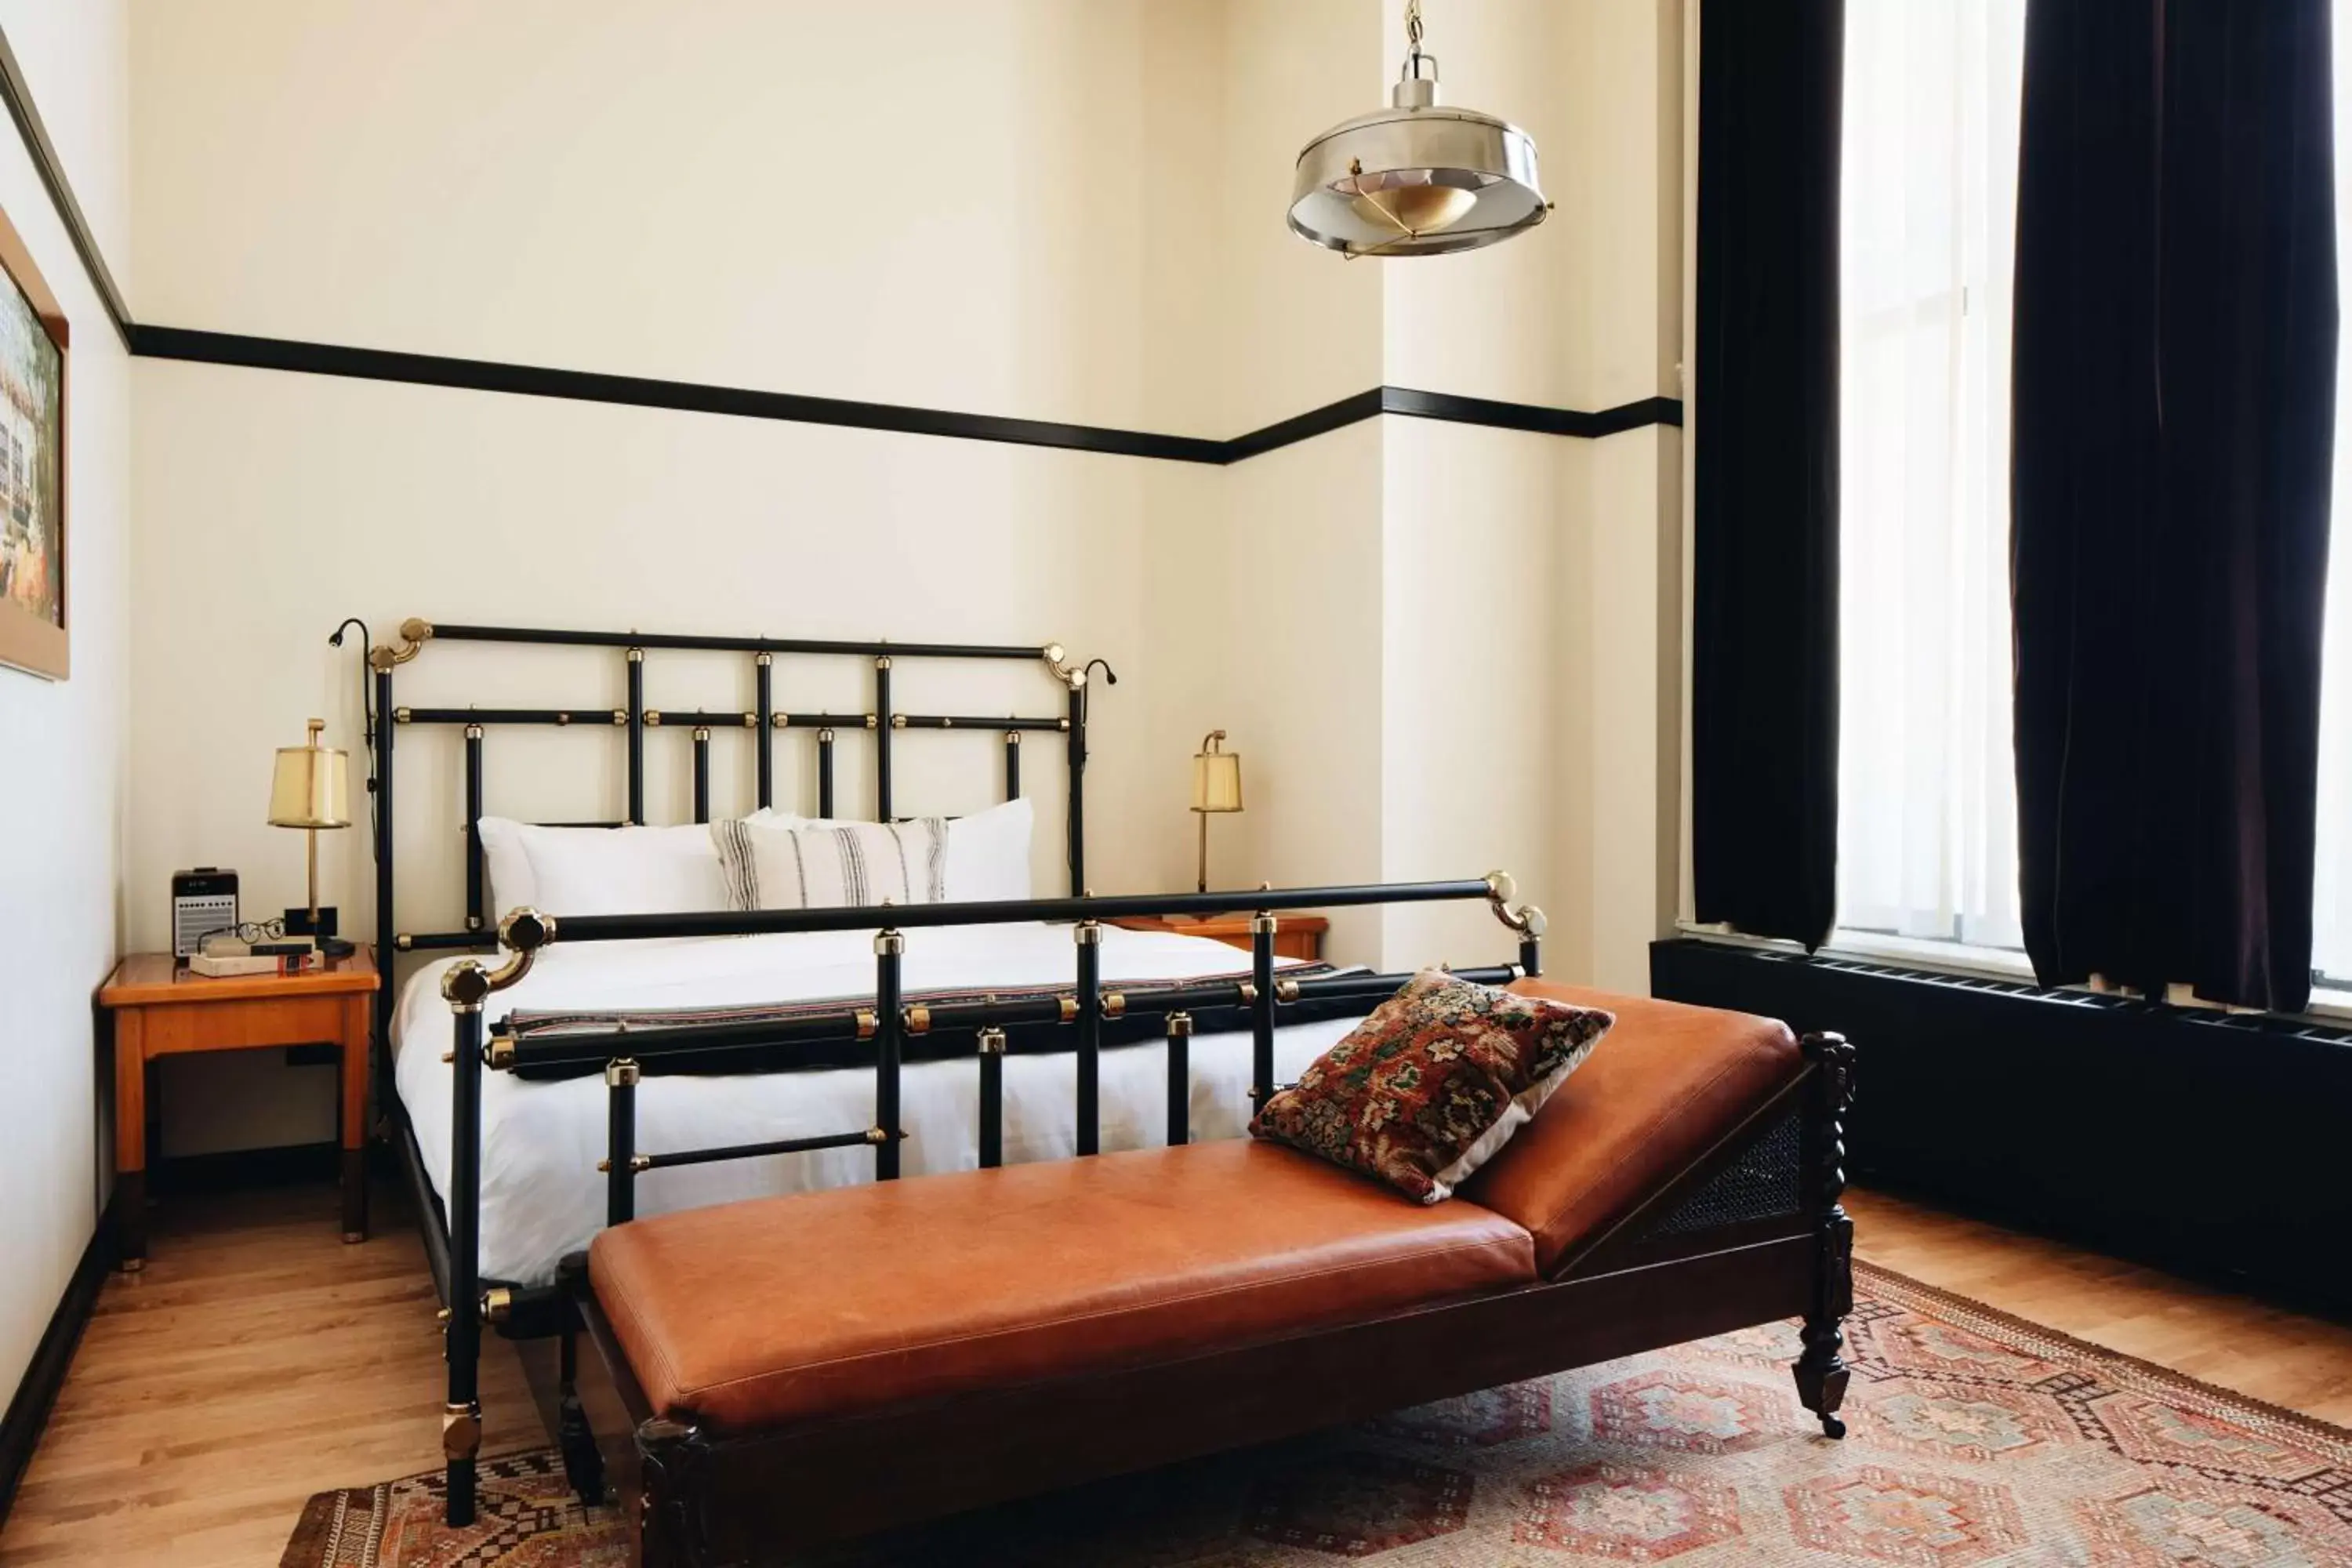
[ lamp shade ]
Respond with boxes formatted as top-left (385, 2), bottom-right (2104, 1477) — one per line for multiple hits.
top-left (1289, 96), bottom-right (1546, 257)
top-left (1192, 731), bottom-right (1243, 814)
top-left (268, 719), bottom-right (351, 830)
top-left (1287, 2), bottom-right (1546, 258)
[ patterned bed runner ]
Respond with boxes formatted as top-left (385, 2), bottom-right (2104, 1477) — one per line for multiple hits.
top-left (499, 963), bottom-right (1363, 1079)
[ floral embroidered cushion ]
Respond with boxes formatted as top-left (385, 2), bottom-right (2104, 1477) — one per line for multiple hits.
top-left (1250, 971), bottom-right (1615, 1203)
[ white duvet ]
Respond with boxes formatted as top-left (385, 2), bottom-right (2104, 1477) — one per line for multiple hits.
top-left (391, 922), bottom-right (1365, 1285)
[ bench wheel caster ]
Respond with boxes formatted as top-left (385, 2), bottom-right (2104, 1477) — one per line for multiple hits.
top-left (1820, 1414), bottom-right (1846, 1439)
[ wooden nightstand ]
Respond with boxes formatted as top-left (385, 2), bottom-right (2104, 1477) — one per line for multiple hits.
top-left (97, 949), bottom-right (379, 1270)
top-left (1109, 913), bottom-right (1328, 962)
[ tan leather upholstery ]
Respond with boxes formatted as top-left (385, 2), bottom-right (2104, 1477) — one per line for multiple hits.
top-left (1465, 981), bottom-right (1803, 1276)
top-left (592, 1138), bottom-right (1536, 1430)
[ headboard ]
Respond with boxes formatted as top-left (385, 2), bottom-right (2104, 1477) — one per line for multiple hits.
top-left (343, 617), bottom-right (1100, 1079)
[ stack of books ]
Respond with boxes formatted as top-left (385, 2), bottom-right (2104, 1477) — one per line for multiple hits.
top-left (189, 938), bottom-right (321, 978)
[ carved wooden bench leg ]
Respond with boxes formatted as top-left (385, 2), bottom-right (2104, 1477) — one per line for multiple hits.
top-left (637, 1417), bottom-right (713, 1568)
top-left (1794, 1031), bottom-right (1856, 1438)
top-left (557, 1317), bottom-right (607, 1508)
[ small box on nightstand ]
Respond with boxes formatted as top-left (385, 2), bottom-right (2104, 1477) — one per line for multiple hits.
top-left (1109, 913), bottom-right (1327, 962)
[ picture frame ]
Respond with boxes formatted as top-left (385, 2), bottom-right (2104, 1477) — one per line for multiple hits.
top-left (0, 193), bottom-right (67, 681)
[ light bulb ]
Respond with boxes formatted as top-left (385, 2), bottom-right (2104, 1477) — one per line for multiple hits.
top-left (1349, 183), bottom-right (1478, 237)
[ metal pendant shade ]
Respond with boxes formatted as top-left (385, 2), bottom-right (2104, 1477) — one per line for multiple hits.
top-left (1288, 1), bottom-right (1548, 258)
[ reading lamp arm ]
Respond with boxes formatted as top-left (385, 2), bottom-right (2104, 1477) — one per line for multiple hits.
top-left (328, 618), bottom-right (379, 851)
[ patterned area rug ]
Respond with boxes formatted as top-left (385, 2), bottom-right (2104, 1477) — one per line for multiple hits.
top-left (281, 1261), bottom-right (2352, 1566)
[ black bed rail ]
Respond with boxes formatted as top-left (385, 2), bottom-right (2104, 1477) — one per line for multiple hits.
top-left (621, 1127), bottom-right (889, 1174)
top-left (488, 964), bottom-right (1525, 1074)
top-left (392, 880), bottom-right (1509, 956)
top-left (430, 873), bottom-right (1548, 1527)
top-left (394, 879), bottom-right (1526, 957)
top-left (542, 878), bottom-right (1503, 944)
top-left (427, 622), bottom-right (1049, 659)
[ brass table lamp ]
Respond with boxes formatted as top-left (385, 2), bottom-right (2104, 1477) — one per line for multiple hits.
top-left (1191, 731), bottom-right (1243, 893)
top-left (269, 717), bottom-right (354, 956)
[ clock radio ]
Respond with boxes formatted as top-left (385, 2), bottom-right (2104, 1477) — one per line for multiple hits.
top-left (171, 867), bottom-right (240, 960)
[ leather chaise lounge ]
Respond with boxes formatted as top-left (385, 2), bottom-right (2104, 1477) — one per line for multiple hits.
top-left (571, 982), bottom-right (1857, 1566)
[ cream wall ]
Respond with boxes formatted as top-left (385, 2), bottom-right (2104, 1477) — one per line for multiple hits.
top-left (1140, 425), bottom-right (1390, 959)
top-left (132, 1), bottom-right (1181, 434)
top-left (1213, 0), bottom-right (1384, 434)
top-left (0, 0), bottom-right (129, 1429)
top-left (1559, 0), bottom-right (1686, 992)
top-left (1375, 419), bottom-right (1571, 971)
top-left (120, 0), bottom-right (1686, 1150)
top-left (1130, 0), bottom-right (1389, 967)
top-left (1380, 0), bottom-right (1574, 405)
top-left (1319, 0), bottom-right (1685, 986)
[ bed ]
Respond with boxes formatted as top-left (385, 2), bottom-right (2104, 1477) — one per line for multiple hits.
top-left (354, 616), bottom-right (1108, 1298)
top-left (350, 616), bottom-right (1566, 1528)
top-left (354, 618), bottom-right (1521, 1301)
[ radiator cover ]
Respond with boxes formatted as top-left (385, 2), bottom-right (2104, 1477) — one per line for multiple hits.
top-left (1651, 937), bottom-right (2352, 1319)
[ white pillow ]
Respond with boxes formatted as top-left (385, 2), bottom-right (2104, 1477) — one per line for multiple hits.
top-left (474, 818), bottom-right (731, 918)
top-left (713, 817), bottom-right (949, 911)
top-left (943, 797), bottom-right (1033, 902)
top-left (734, 798), bottom-right (1033, 902)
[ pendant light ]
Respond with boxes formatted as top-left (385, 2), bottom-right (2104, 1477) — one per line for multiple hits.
top-left (1288, 0), bottom-right (1548, 258)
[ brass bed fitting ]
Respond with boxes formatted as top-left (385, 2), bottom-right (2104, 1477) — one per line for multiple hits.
top-left (368, 618), bottom-right (434, 672)
top-left (1483, 869), bottom-right (1547, 937)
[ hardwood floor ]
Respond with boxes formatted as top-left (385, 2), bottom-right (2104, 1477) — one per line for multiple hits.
top-left (2, 1181), bottom-right (2347, 1565)
top-left (1846, 1187), bottom-right (2352, 1427)
top-left (0, 1183), bottom-right (537, 1568)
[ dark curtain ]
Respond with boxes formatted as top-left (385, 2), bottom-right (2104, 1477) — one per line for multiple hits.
top-left (2012, 0), bottom-right (2337, 1011)
top-left (1692, 0), bottom-right (1844, 946)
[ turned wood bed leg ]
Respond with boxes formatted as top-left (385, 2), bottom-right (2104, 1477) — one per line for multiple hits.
top-left (1794, 1030), bottom-right (1856, 1438)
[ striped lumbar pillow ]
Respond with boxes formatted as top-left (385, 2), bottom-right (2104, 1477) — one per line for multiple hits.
top-left (713, 816), bottom-right (949, 912)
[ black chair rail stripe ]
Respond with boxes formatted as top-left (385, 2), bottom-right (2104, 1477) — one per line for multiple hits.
top-left (130, 326), bottom-right (1680, 463)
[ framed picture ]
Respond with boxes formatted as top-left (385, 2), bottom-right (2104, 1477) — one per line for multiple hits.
top-left (0, 195), bottom-right (67, 681)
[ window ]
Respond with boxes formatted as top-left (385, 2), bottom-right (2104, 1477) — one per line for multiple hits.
top-left (1835, 0), bottom-right (2029, 951)
top-left (1833, 0), bottom-right (2352, 999)
top-left (2312, 0), bottom-right (2352, 989)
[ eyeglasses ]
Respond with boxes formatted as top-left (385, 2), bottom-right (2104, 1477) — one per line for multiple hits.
top-left (198, 917), bottom-right (289, 949)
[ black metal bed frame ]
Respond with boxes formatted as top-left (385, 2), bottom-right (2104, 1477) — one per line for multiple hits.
top-left (347, 617), bottom-right (1098, 1458)
top-left (358, 623), bottom-right (1123, 1228)
top-left (358, 617), bottom-right (1102, 1054)
top-left (347, 618), bottom-right (1555, 1527)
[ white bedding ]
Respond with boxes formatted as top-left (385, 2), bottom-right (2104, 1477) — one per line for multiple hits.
top-left (391, 922), bottom-right (1366, 1285)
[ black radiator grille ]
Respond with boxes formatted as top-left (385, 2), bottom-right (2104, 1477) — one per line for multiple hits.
top-left (1651, 935), bottom-right (2352, 1318)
